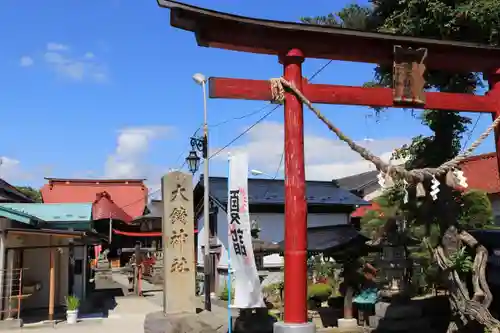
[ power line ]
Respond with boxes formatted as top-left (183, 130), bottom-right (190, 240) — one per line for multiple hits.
top-left (209, 60), bottom-right (333, 160)
top-left (461, 114), bottom-right (482, 153)
top-left (272, 152), bottom-right (284, 179)
top-left (208, 106), bottom-right (280, 160)
top-left (116, 106), bottom-right (280, 209)
top-left (120, 125), bottom-right (204, 210)
top-left (209, 104), bottom-right (275, 128)
top-left (308, 60), bottom-right (333, 82)
top-left (119, 59), bottom-right (333, 209)
top-left (254, 60), bottom-right (333, 197)
top-left (117, 108), bottom-right (279, 210)
top-left (172, 105), bottom-right (275, 171)
top-left (259, 151), bottom-right (285, 198)
top-left (172, 125), bottom-right (202, 169)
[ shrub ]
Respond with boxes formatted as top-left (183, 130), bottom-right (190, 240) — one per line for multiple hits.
top-left (219, 284), bottom-right (234, 301)
top-left (307, 283), bottom-right (332, 303)
top-left (262, 282), bottom-right (283, 296)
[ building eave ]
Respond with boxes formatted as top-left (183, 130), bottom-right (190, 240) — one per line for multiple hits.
top-left (44, 178), bottom-right (146, 184)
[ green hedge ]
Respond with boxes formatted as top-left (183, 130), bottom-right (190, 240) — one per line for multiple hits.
top-left (307, 283), bottom-right (332, 303)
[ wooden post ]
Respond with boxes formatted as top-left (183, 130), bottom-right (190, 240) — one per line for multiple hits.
top-left (134, 243), bottom-right (140, 295)
top-left (0, 218), bottom-right (7, 317)
top-left (279, 49), bottom-right (308, 324)
top-left (17, 269), bottom-right (22, 320)
top-left (48, 237), bottom-right (55, 321)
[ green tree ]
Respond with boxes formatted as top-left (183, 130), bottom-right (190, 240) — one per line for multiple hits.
top-left (458, 190), bottom-right (494, 229)
top-left (303, 0), bottom-right (500, 331)
top-left (15, 186), bottom-right (42, 203)
top-left (360, 189), bottom-right (493, 292)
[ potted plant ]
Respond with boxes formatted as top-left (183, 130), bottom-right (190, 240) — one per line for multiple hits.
top-left (65, 295), bottom-right (80, 324)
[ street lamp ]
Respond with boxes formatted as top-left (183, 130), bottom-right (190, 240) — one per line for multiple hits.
top-left (250, 169), bottom-right (273, 178)
top-left (193, 73), bottom-right (206, 85)
top-left (189, 72), bottom-right (212, 311)
top-left (186, 144), bottom-right (202, 174)
top-left (250, 169), bottom-right (264, 176)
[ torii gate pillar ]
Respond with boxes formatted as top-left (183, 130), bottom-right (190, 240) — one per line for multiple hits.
top-left (487, 68), bottom-right (500, 175)
top-left (277, 49), bottom-right (313, 333)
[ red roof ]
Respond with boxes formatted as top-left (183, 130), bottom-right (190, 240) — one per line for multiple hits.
top-left (41, 178), bottom-right (148, 218)
top-left (351, 202), bottom-right (380, 217)
top-left (459, 153), bottom-right (500, 194)
top-left (93, 191), bottom-right (133, 223)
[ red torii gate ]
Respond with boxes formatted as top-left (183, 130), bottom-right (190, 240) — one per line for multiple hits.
top-left (158, 0), bottom-right (500, 330)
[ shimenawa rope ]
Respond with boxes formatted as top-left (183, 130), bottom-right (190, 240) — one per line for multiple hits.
top-left (269, 77), bottom-right (500, 184)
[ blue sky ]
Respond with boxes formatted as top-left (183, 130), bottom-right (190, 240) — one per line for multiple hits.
top-left (0, 0), bottom-right (495, 190)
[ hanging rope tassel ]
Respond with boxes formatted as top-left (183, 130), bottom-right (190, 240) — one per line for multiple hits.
top-left (416, 183), bottom-right (426, 198)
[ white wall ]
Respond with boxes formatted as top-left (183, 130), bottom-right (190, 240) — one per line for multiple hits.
top-left (197, 208), bottom-right (349, 269)
top-left (6, 234), bottom-right (70, 310)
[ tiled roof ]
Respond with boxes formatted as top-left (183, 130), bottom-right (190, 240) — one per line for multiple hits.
top-left (143, 200), bottom-right (162, 219)
top-left (459, 152), bottom-right (500, 194)
top-left (0, 205), bottom-right (43, 225)
top-left (0, 179), bottom-right (34, 203)
top-left (0, 203), bottom-right (92, 221)
top-left (201, 176), bottom-right (369, 206)
top-left (92, 191), bottom-right (133, 223)
top-left (277, 225), bottom-right (369, 252)
top-left (334, 170), bottom-right (379, 191)
top-left (41, 178), bottom-right (148, 218)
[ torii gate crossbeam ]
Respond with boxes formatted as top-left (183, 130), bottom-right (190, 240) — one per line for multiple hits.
top-left (157, 1), bottom-right (500, 332)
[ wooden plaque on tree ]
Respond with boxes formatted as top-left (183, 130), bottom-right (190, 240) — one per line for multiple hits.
top-left (393, 46), bottom-right (428, 105)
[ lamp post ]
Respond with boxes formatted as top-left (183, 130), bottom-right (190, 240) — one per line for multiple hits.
top-left (186, 72), bottom-right (211, 311)
top-left (250, 169), bottom-right (273, 178)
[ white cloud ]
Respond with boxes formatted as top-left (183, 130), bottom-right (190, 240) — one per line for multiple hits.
top-left (43, 43), bottom-right (107, 82)
top-left (105, 126), bottom-right (173, 179)
top-left (19, 56), bottom-right (34, 67)
top-left (0, 157), bottom-right (55, 186)
top-left (0, 156), bottom-right (37, 184)
top-left (0, 157), bottom-right (21, 181)
top-left (46, 42), bottom-right (69, 51)
top-left (211, 121), bottom-right (410, 181)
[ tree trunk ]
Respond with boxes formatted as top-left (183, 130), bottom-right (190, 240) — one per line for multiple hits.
top-left (434, 226), bottom-right (500, 333)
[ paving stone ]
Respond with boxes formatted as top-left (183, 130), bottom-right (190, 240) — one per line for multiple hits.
top-left (144, 310), bottom-right (228, 333)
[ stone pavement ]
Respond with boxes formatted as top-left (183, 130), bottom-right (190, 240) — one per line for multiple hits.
top-left (11, 296), bottom-right (161, 333)
top-left (9, 273), bottom-right (162, 333)
top-left (9, 272), bottom-right (238, 333)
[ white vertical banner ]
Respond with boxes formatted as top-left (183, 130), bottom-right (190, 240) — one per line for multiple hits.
top-left (227, 152), bottom-right (265, 308)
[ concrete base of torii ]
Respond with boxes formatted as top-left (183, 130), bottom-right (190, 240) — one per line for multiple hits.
top-left (273, 321), bottom-right (316, 333)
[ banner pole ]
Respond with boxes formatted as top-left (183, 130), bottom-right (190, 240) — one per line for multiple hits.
top-left (227, 152), bottom-right (232, 333)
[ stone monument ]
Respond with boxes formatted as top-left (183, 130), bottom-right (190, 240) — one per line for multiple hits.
top-left (162, 171), bottom-right (196, 314)
top-left (144, 171), bottom-right (229, 333)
